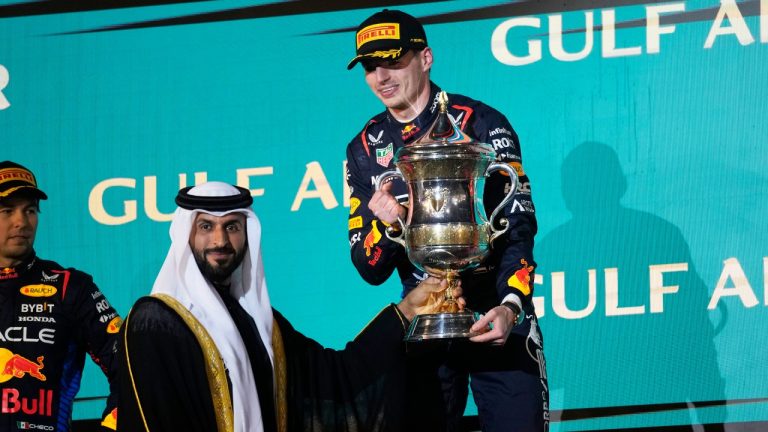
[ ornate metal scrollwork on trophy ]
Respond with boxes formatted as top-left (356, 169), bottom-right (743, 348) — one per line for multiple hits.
top-left (374, 91), bottom-right (519, 342)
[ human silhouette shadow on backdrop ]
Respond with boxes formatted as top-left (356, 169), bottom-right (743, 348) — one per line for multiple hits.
top-left (536, 142), bottom-right (725, 430)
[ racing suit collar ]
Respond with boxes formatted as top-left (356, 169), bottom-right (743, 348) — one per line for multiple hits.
top-left (385, 81), bottom-right (442, 144)
top-left (0, 250), bottom-right (36, 276)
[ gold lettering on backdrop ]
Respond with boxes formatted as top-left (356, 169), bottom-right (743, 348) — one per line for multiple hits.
top-left (88, 178), bottom-right (137, 225)
top-left (491, 1), bottom-right (767, 66)
top-left (534, 257), bottom-right (768, 318)
top-left (236, 167), bottom-right (273, 197)
top-left (704, 0), bottom-right (756, 48)
top-left (143, 176), bottom-right (174, 222)
top-left (89, 167), bottom-right (281, 225)
top-left (291, 162), bottom-right (338, 211)
top-left (708, 257), bottom-right (759, 309)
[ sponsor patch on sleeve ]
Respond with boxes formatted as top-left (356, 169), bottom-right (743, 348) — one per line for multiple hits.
top-left (507, 259), bottom-right (534, 296)
top-left (106, 317), bottom-right (122, 334)
top-left (349, 197), bottom-right (361, 215)
top-left (498, 161), bottom-right (525, 177)
top-left (511, 162), bottom-right (525, 177)
top-left (349, 216), bottom-right (363, 230)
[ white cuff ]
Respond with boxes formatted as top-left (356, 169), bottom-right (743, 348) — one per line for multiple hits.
top-left (501, 293), bottom-right (522, 311)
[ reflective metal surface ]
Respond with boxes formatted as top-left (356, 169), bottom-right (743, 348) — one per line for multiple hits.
top-left (404, 311), bottom-right (480, 341)
top-left (406, 223), bottom-right (488, 274)
top-left (374, 91), bottom-right (520, 341)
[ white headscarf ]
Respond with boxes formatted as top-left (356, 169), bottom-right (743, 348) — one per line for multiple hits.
top-left (151, 182), bottom-right (274, 432)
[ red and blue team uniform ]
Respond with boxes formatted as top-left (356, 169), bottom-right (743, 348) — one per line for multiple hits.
top-left (0, 253), bottom-right (119, 432)
top-left (346, 82), bottom-right (549, 431)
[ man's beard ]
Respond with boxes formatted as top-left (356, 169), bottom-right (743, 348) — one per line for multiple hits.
top-left (191, 245), bottom-right (246, 285)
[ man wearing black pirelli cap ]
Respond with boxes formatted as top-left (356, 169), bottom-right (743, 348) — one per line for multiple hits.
top-left (0, 161), bottom-right (121, 431)
top-left (344, 9), bottom-right (549, 432)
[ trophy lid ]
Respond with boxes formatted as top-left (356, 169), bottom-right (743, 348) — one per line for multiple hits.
top-left (395, 91), bottom-right (496, 162)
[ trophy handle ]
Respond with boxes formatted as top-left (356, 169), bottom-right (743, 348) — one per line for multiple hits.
top-left (373, 169), bottom-right (407, 247)
top-left (485, 162), bottom-right (519, 244)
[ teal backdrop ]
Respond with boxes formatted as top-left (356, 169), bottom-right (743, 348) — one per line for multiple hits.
top-left (2, 1), bottom-right (767, 429)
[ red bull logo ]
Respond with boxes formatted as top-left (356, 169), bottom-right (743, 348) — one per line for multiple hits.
top-left (367, 246), bottom-right (383, 266)
top-left (363, 221), bottom-right (383, 256)
top-left (0, 349), bottom-right (52, 416)
top-left (0, 349), bottom-right (46, 382)
top-left (0, 267), bottom-right (17, 280)
top-left (19, 285), bottom-right (57, 298)
top-left (507, 258), bottom-right (534, 296)
top-left (2, 388), bottom-right (53, 416)
top-left (401, 123), bottom-right (420, 141)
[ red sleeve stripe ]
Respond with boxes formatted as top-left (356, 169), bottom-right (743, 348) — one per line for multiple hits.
top-left (52, 269), bottom-right (71, 300)
top-left (360, 119), bottom-right (379, 157)
top-left (451, 105), bottom-right (474, 130)
top-left (360, 130), bottom-right (370, 156)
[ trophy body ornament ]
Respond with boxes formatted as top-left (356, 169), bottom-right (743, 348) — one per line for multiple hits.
top-left (374, 92), bottom-right (518, 341)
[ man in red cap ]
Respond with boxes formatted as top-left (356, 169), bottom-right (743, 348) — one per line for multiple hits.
top-left (0, 161), bottom-right (120, 431)
top-left (345, 9), bottom-right (549, 432)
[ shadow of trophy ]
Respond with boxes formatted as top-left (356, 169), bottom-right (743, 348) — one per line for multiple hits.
top-left (375, 91), bottom-right (518, 342)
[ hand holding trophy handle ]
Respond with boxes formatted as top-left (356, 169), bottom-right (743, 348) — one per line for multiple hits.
top-left (485, 162), bottom-right (519, 244)
top-left (373, 169), bottom-right (407, 247)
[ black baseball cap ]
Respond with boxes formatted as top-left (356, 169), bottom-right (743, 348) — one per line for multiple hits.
top-left (347, 9), bottom-right (428, 70)
top-left (0, 161), bottom-right (48, 201)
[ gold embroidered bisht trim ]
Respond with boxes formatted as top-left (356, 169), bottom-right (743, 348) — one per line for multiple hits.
top-left (272, 320), bottom-right (287, 432)
top-left (147, 294), bottom-right (235, 432)
top-left (127, 294), bottom-right (288, 432)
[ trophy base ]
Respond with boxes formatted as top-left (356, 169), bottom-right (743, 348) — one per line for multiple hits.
top-left (404, 311), bottom-right (479, 342)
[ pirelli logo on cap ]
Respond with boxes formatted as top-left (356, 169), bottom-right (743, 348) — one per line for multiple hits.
top-left (357, 23), bottom-right (400, 49)
top-left (0, 168), bottom-right (35, 186)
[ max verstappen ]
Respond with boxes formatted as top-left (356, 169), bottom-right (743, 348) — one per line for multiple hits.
top-left (0, 161), bottom-right (119, 431)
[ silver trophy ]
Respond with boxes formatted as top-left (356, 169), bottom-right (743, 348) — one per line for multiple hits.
top-left (374, 91), bottom-right (518, 342)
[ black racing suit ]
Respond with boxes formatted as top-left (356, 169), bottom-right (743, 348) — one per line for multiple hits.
top-left (0, 253), bottom-right (119, 432)
top-left (346, 82), bottom-right (549, 431)
top-left (346, 82), bottom-right (537, 313)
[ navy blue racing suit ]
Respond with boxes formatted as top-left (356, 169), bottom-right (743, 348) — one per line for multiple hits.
top-left (0, 253), bottom-right (119, 432)
top-left (346, 83), bottom-right (549, 431)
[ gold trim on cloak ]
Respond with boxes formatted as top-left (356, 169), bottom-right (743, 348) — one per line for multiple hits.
top-left (124, 294), bottom-right (288, 432)
top-left (123, 308), bottom-right (150, 432)
top-left (272, 318), bottom-right (287, 432)
top-left (150, 294), bottom-right (235, 432)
